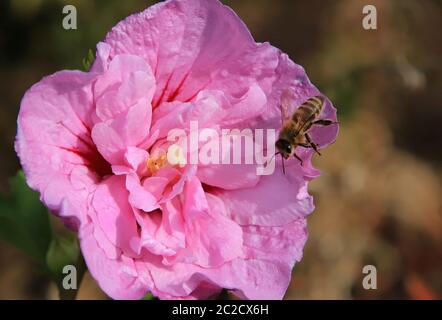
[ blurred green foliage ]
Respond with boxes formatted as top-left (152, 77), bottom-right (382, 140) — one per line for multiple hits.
top-left (321, 69), bottom-right (363, 120)
top-left (46, 231), bottom-right (85, 299)
top-left (0, 171), bottom-right (51, 265)
top-left (0, 171), bottom-right (84, 298)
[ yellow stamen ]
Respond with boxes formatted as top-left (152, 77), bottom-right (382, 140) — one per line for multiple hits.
top-left (146, 154), bottom-right (168, 175)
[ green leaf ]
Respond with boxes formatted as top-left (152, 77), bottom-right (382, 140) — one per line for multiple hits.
top-left (142, 292), bottom-right (155, 300)
top-left (0, 171), bottom-right (51, 265)
top-left (46, 233), bottom-right (80, 277)
top-left (0, 171), bottom-right (88, 299)
top-left (82, 49), bottom-right (95, 71)
top-left (46, 232), bottom-right (86, 299)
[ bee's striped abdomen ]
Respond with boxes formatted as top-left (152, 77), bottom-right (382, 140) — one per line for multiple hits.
top-left (291, 96), bottom-right (324, 125)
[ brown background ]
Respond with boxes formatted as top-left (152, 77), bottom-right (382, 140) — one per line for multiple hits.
top-left (0, 0), bottom-right (440, 299)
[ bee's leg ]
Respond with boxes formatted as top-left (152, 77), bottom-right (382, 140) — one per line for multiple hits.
top-left (293, 152), bottom-right (303, 166)
top-left (305, 133), bottom-right (321, 155)
top-left (312, 119), bottom-right (338, 126)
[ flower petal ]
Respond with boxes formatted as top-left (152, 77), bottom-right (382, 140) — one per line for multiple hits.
top-left (92, 98), bottom-right (152, 165)
top-left (15, 70), bottom-right (103, 227)
top-left (125, 173), bottom-right (159, 212)
top-left (165, 177), bottom-right (243, 268)
top-left (216, 167), bottom-right (314, 226)
top-left (103, 0), bottom-right (255, 105)
top-left (137, 217), bottom-right (306, 299)
top-left (79, 224), bottom-right (147, 299)
top-left (196, 131), bottom-right (261, 190)
top-left (92, 175), bottom-right (139, 256)
top-left (133, 198), bottom-right (185, 256)
top-left (94, 54), bottom-right (155, 122)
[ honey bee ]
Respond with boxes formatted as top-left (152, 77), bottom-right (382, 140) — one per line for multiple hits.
top-left (275, 95), bottom-right (337, 172)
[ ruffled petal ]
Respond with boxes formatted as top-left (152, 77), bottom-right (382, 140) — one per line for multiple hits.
top-left (91, 175), bottom-right (139, 256)
top-left (165, 177), bottom-right (243, 268)
top-left (94, 54), bottom-right (155, 122)
top-left (125, 172), bottom-right (159, 212)
top-left (103, 0), bottom-right (256, 106)
top-left (137, 217), bottom-right (306, 299)
top-left (15, 70), bottom-right (104, 227)
top-left (91, 54), bottom-right (155, 165)
top-left (216, 167), bottom-right (314, 226)
top-left (79, 224), bottom-right (147, 299)
top-left (92, 98), bottom-right (152, 165)
top-left (133, 198), bottom-right (185, 256)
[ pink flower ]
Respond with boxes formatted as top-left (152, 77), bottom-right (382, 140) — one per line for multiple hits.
top-left (15, 0), bottom-right (337, 299)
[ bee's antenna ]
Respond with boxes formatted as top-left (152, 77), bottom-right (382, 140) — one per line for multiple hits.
top-left (270, 152), bottom-right (286, 175)
top-left (269, 152), bottom-right (279, 163)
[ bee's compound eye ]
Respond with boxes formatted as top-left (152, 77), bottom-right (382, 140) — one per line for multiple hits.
top-left (285, 144), bottom-right (292, 153)
top-left (276, 139), bottom-right (292, 155)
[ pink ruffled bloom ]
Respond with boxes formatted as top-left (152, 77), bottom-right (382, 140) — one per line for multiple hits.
top-left (15, 0), bottom-right (337, 299)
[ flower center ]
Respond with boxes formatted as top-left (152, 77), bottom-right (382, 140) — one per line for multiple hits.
top-left (146, 153), bottom-right (168, 175)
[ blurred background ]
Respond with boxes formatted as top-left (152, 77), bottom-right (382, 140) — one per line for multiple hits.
top-left (0, 0), bottom-right (440, 299)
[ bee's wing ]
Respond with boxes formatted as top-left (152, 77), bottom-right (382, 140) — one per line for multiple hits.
top-left (280, 89), bottom-right (293, 121)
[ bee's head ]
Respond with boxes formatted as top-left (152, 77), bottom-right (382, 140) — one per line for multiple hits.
top-left (275, 139), bottom-right (292, 159)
